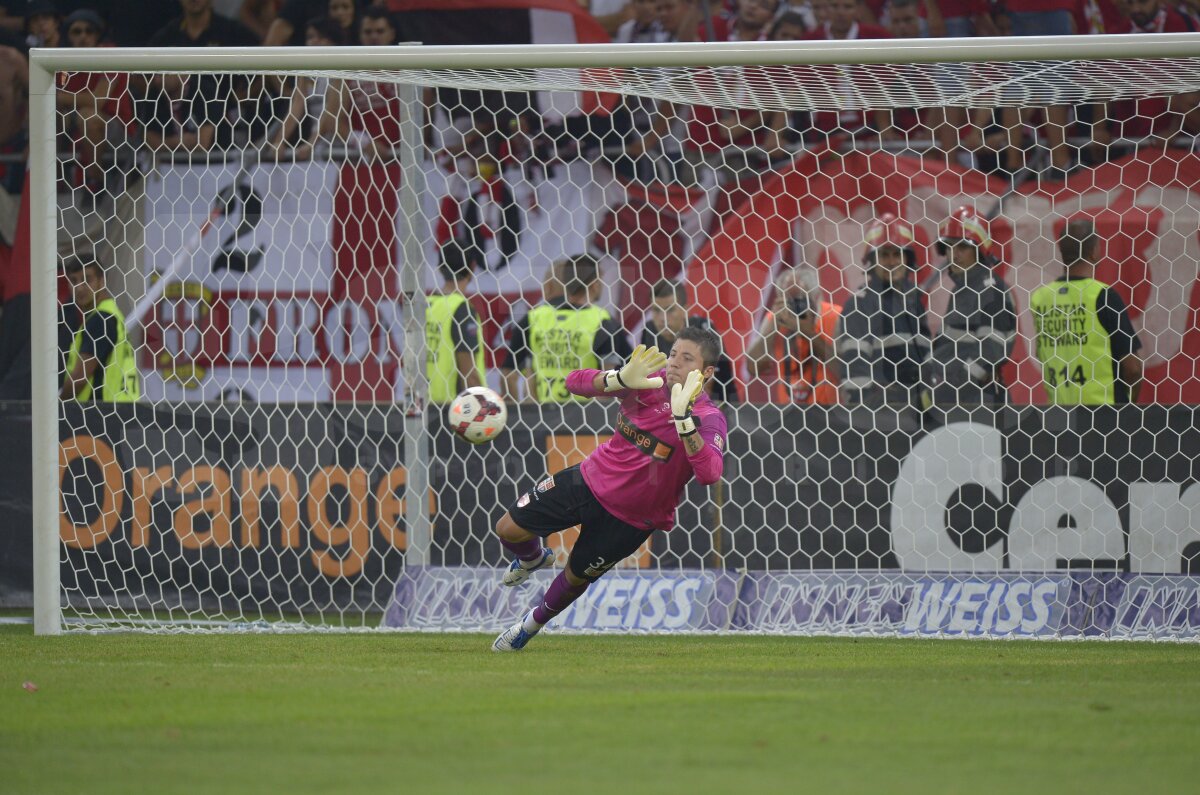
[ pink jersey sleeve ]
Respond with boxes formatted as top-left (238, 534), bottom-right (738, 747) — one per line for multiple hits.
top-left (688, 408), bottom-right (727, 486)
top-left (565, 369), bottom-right (612, 398)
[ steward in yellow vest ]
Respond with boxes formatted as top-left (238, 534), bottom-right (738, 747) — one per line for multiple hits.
top-left (501, 254), bottom-right (633, 403)
top-left (426, 246), bottom-right (484, 403)
top-left (61, 257), bottom-right (140, 402)
top-left (1030, 219), bottom-right (1142, 405)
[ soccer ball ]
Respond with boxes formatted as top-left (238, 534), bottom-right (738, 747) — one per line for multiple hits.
top-left (447, 386), bottom-right (508, 444)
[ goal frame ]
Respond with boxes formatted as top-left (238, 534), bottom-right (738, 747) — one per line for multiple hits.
top-left (28, 34), bottom-right (1200, 635)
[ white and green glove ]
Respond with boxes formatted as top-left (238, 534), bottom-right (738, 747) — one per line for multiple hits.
top-left (603, 344), bottom-right (668, 392)
top-left (670, 369), bottom-right (704, 438)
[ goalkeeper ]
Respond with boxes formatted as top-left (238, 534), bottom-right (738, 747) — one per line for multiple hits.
top-left (491, 326), bottom-right (728, 652)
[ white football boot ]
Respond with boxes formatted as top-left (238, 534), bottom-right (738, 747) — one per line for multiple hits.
top-left (492, 609), bottom-right (542, 652)
top-left (501, 547), bottom-right (554, 587)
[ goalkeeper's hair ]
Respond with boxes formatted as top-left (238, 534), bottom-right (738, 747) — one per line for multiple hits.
top-left (676, 325), bottom-right (722, 369)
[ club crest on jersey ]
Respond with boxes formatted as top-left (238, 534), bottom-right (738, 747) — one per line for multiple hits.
top-left (516, 492), bottom-right (531, 508)
top-left (536, 476), bottom-right (555, 493)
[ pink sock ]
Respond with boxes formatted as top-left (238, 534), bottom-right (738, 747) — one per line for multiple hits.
top-left (500, 535), bottom-right (543, 562)
top-left (531, 571), bottom-right (588, 626)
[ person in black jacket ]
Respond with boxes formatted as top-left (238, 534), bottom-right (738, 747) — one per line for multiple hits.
top-left (836, 213), bottom-right (930, 407)
top-left (923, 206), bottom-right (1017, 410)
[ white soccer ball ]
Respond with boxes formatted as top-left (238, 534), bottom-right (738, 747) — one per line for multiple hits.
top-left (447, 386), bottom-right (508, 444)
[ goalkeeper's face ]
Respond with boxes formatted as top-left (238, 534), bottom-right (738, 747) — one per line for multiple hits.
top-left (666, 340), bottom-right (714, 389)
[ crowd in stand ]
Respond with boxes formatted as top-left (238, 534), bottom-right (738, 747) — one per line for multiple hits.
top-left (0, 0), bottom-right (1192, 406)
top-left (0, 0), bottom-right (1195, 193)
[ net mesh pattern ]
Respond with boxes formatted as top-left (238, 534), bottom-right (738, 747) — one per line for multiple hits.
top-left (45, 52), bottom-right (1200, 637)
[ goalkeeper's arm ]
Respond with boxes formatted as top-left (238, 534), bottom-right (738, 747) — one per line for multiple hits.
top-left (564, 345), bottom-right (669, 398)
top-left (671, 368), bottom-right (724, 485)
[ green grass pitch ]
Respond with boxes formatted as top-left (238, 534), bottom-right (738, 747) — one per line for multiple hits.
top-left (2, 625), bottom-right (1197, 794)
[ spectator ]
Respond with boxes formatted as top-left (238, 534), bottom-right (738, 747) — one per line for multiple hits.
top-left (133, 72), bottom-right (220, 151)
top-left (324, 8), bottom-right (402, 153)
top-left (658, 0), bottom-right (701, 41)
top-left (1122, 0), bottom-right (1198, 148)
top-left (58, 9), bottom-right (129, 208)
top-left (1030, 219), bottom-right (1142, 405)
top-left (149, 0), bottom-right (259, 47)
top-left (1121, 0), bottom-right (1195, 30)
top-left (589, 0), bottom-right (635, 36)
top-left (747, 266), bottom-right (840, 405)
top-left (807, 0), bottom-right (891, 38)
top-left (808, 0), bottom-right (831, 27)
top-left (768, 7), bottom-right (813, 37)
top-left (230, 0), bottom-right (282, 42)
top-left (613, 0), bottom-right (668, 41)
top-left (0, 6), bottom-right (20, 37)
top-left (997, 0), bottom-right (1074, 180)
top-left (78, 1), bottom-right (177, 47)
top-left (836, 213), bottom-right (930, 407)
top-left (642, 279), bottom-right (740, 403)
top-left (269, 15), bottom-right (344, 160)
top-left (601, 0), bottom-right (673, 181)
top-left (884, 0), bottom-right (946, 37)
top-left (874, 0), bottom-right (989, 165)
top-left (60, 255), bottom-right (140, 402)
top-left (327, 0), bottom-right (359, 44)
top-left (24, 0), bottom-right (60, 47)
top-left (145, 0), bottom-right (265, 152)
top-left (263, 0), bottom-right (325, 45)
top-left (679, 0), bottom-right (782, 184)
top-left (501, 254), bottom-right (633, 403)
top-left (760, 10), bottom-right (816, 152)
top-left (357, 6), bottom-right (396, 46)
top-left (943, 0), bottom-right (997, 35)
top-left (802, 0), bottom-right (894, 145)
top-left (0, 39), bottom-right (26, 159)
top-left (922, 206), bottom-right (1016, 412)
top-left (321, 8), bottom-right (404, 305)
top-left (427, 245), bottom-right (484, 404)
top-left (720, 0), bottom-right (780, 39)
top-left (137, 0), bottom-right (270, 153)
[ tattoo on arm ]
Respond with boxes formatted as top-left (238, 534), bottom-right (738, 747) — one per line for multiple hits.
top-left (682, 433), bottom-right (704, 456)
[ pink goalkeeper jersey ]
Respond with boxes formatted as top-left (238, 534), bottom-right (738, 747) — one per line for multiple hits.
top-left (565, 369), bottom-right (727, 532)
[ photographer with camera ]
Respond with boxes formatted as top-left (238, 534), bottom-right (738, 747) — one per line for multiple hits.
top-left (747, 266), bottom-right (841, 405)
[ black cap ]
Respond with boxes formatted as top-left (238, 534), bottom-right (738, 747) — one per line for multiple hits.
top-left (65, 9), bottom-right (105, 32)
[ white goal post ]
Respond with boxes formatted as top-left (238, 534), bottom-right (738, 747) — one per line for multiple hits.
top-left (29, 33), bottom-right (1200, 637)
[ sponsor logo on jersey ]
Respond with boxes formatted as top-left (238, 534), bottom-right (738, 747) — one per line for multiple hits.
top-left (615, 411), bottom-right (674, 462)
top-left (536, 476), bottom-right (555, 493)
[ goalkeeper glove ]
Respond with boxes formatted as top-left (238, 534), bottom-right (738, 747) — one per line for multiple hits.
top-left (603, 344), bottom-right (668, 392)
top-left (670, 369), bottom-right (704, 437)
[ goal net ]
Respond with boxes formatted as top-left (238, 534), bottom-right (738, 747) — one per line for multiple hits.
top-left (36, 36), bottom-right (1200, 638)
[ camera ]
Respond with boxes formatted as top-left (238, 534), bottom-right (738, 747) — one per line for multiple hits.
top-left (788, 296), bottom-right (811, 317)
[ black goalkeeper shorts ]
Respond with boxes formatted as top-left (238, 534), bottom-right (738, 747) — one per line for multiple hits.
top-left (507, 464), bottom-right (653, 582)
